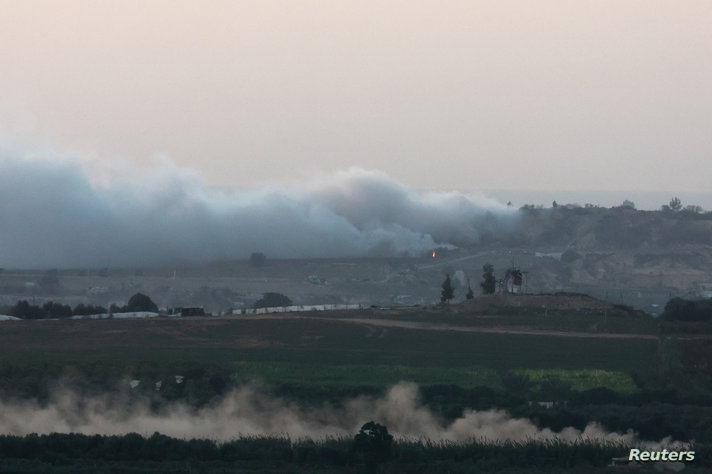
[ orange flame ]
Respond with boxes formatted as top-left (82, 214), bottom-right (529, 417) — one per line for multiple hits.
top-left (432, 251), bottom-right (436, 258)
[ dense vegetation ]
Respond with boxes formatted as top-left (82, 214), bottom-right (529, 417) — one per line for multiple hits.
top-left (0, 354), bottom-right (711, 444)
top-left (1, 293), bottom-right (158, 319)
top-left (662, 297), bottom-right (712, 322)
top-left (504, 202), bottom-right (712, 249)
top-left (254, 292), bottom-right (292, 308)
top-left (0, 431), bottom-right (707, 473)
top-left (2, 300), bottom-right (108, 319)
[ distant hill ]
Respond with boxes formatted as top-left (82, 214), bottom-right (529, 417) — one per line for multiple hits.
top-left (464, 206), bottom-right (712, 312)
top-left (492, 206), bottom-right (712, 250)
top-left (0, 206), bottom-right (709, 316)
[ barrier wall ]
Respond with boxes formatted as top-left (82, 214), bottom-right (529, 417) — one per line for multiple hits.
top-left (233, 303), bottom-right (363, 315)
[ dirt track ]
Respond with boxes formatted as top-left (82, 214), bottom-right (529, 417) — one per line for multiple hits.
top-left (3, 313), bottom-right (703, 353)
top-left (228, 314), bottom-right (661, 340)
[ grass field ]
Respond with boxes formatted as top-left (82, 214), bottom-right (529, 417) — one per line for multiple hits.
top-left (313, 303), bottom-right (661, 335)
top-left (0, 314), bottom-right (658, 393)
top-left (229, 362), bottom-right (637, 393)
top-left (513, 369), bottom-right (637, 393)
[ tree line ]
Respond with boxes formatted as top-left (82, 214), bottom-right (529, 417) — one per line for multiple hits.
top-left (1, 293), bottom-right (158, 319)
top-left (440, 264), bottom-right (497, 303)
top-left (518, 196), bottom-right (706, 213)
top-left (662, 297), bottom-right (712, 322)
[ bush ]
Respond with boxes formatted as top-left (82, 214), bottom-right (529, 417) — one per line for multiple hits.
top-left (480, 264), bottom-right (496, 295)
top-left (73, 304), bottom-right (108, 316)
top-left (353, 421), bottom-right (393, 470)
top-left (254, 292), bottom-right (292, 308)
top-left (501, 373), bottom-right (532, 398)
top-left (7, 300), bottom-right (46, 319)
top-left (42, 301), bottom-right (72, 318)
top-left (662, 297), bottom-right (712, 322)
top-left (126, 293), bottom-right (158, 312)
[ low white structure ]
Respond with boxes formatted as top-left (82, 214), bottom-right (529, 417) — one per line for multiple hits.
top-left (233, 303), bottom-right (362, 315)
top-left (535, 251), bottom-right (563, 261)
top-left (0, 315), bottom-right (22, 321)
top-left (71, 312), bottom-right (159, 320)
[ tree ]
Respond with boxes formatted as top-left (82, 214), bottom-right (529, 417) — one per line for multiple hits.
top-left (621, 200), bottom-right (636, 209)
top-left (501, 372), bottom-right (532, 398)
top-left (669, 197), bottom-right (682, 211)
top-left (126, 293), bottom-right (158, 312)
top-left (539, 377), bottom-right (572, 401)
top-left (480, 264), bottom-right (496, 295)
top-left (8, 300), bottom-right (46, 319)
top-left (249, 252), bottom-right (266, 267)
top-left (254, 292), bottom-right (292, 308)
top-left (42, 301), bottom-right (72, 318)
top-left (354, 421), bottom-right (393, 469)
top-left (440, 274), bottom-right (454, 303)
top-left (662, 297), bottom-right (712, 322)
top-left (73, 303), bottom-right (107, 316)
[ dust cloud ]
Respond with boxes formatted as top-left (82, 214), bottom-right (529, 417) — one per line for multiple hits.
top-left (0, 382), bottom-right (683, 448)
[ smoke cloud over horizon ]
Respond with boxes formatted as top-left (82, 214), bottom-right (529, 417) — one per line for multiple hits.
top-left (0, 382), bottom-right (683, 448)
top-left (0, 147), bottom-right (517, 268)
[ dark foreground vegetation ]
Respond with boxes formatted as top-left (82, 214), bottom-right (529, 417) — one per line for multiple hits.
top-left (662, 297), bottom-right (712, 322)
top-left (0, 431), bottom-right (708, 474)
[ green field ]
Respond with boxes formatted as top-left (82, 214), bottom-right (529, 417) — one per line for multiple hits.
top-left (228, 362), bottom-right (638, 394)
top-left (513, 369), bottom-right (637, 393)
top-left (0, 315), bottom-right (659, 395)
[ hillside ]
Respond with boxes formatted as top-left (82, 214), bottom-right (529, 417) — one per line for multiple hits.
top-left (457, 293), bottom-right (632, 314)
top-left (0, 207), bottom-right (709, 315)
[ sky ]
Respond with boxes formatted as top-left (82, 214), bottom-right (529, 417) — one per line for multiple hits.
top-left (2, 0), bottom-right (711, 196)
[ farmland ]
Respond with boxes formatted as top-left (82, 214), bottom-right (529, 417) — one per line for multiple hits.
top-left (0, 309), bottom-right (667, 428)
top-left (0, 303), bottom-right (710, 472)
top-left (0, 313), bottom-right (658, 385)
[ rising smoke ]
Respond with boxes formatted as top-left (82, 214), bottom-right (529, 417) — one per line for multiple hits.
top-left (0, 145), bottom-right (517, 268)
top-left (0, 382), bottom-right (683, 448)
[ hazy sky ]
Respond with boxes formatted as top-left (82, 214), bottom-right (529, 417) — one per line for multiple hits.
top-left (2, 0), bottom-right (711, 193)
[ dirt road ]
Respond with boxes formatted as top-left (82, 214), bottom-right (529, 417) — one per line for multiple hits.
top-left (231, 313), bottom-right (660, 340)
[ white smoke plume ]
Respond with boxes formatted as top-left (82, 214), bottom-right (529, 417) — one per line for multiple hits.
top-left (0, 382), bottom-right (684, 448)
top-left (0, 145), bottom-right (517, 268)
